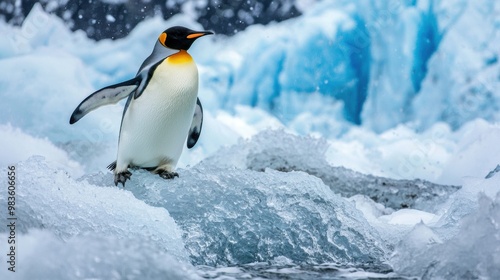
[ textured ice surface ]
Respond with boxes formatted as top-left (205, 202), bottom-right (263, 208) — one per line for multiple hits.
top-left (125, 166), bottom-right (386, 266)
top-left (411, 0), bottom-right (500, 130)
top-left (0, 230), bottom-right (199, 280)
top-left (1, 1), bottom-right (499, 279)
top-left (393, 191), bottom-right (500, 279)
top-left (0, 157), bottom-right (188, 262)
top-left (205, 130), bottom-right (460, 210)
top-left (390, 172), bottom-right (500, 279)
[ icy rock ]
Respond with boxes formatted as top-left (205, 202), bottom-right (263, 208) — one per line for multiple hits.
top-left (0, 230), bottom-right (199, 280)
top-left (393, 193), bottom-right (500, 279)
top-left (125, 166), bottom-right (386, 266)
top-left (206, 130), bottom-right (460, 210)
top-left (0, 157), bottom-right (188, 262)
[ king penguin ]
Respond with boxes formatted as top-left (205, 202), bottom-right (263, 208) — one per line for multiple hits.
top-left (69, 26), bottom-right (213, 186)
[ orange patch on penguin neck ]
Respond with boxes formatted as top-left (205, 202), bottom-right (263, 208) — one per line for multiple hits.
top-left (166, 50), bottom-right (193, 64)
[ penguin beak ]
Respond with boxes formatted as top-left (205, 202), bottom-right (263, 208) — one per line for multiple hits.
top-left (186, 31), bottom-right (214, 40)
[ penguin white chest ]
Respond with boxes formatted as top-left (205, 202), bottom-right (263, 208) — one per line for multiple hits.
top-left (118, 51), bottom-right (198, 169)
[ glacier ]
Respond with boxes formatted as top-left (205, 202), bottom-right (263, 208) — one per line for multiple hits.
top-left (0, 0), bottom-right (499, 279)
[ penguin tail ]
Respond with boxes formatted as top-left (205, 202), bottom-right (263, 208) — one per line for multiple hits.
top-left (107, 161), bottom-right (117, 171)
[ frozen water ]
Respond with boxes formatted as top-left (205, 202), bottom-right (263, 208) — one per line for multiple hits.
top-left (0, 230), bottom-right (199, 280)
top-left (125, 166), bottom-right (386, 266)
top-left (411, 0), bottom-right (500, 130)
top-left (0, 157), bottom-right (188, 262)
top-left (1, 0), bottom-right (499, 279)
top-left (392, 190), bottom-right (500, 279)
top-left (205, 130), bottom-right (461, 211)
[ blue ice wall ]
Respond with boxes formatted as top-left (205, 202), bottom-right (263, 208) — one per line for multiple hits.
top-left (215, 0), bottom-right (444, 132)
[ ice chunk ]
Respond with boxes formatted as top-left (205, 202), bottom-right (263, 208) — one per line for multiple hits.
top-left (206, 130), bottom-right (460, 211)
top-left (0, 157), bottom-right (188, 262)
top-left (0, 230), bottom-right (199, 280)
top-left (125, 167), bottom-right (386, 266)
top-left (392, 192), bottom-right (500, 279)
top-left (390, 222), bottom-right (443, 275)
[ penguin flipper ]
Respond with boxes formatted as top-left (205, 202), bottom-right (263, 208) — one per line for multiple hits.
top-left (69, 77), bottom-right (141, 124)
top-left (187, 98), bottom-right (203, 149)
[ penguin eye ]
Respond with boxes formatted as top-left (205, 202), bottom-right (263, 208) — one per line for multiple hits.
top-left (158, 32), bottom-right (167, 47)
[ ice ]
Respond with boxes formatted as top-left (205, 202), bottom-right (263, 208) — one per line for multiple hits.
top-left (392, 191), bottom-right (500, 278)
top-left (325, 120), bottom-right (500, 186)
top-left (205, 130), bottom-right (460, 211)
top-left (125, 166), bottom-right (386, 266)
top-left (411, 0), bottom-right (500, 130)
top-left (1, 1), bottom-right (499, 279)
top-left (2, 1), bottom-right (499, 139)
top-left (0, 230), bottom-right (199, 280)
top-left (0, 124), bottom-right (83, 177)
top-left (0, 157), bottom-right (188, 262)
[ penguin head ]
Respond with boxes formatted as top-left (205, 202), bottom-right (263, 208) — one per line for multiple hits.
top-left (158, 26), bottom-right (213, 50)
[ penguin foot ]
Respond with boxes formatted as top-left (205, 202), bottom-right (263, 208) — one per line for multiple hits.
top-left (114, 170), bottom-right (132, 187)
top-left (158, 171), bottom-right (179, 180)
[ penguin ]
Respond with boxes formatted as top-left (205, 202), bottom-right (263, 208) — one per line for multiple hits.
top-left (69, 26), bottom-right (213, 186)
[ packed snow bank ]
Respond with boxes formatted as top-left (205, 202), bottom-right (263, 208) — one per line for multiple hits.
top-left (0, 130), bottom-right (496, 278)
top-left (0, 230), bottom-right (199, 280)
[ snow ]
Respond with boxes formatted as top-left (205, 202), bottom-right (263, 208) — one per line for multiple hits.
top-left (0, 230), bottom-right (199, 280)
top-left (379, 209), bottom-right (436, 226)
top-left (0, 0), bottom-right (499, 279)
top-left (0, 124), bottom-right (83, 177)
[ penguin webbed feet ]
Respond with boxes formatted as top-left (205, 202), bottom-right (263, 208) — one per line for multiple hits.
top-left (158, 170), bottom-right (179, 180)
top-left (114, 170), bottom-right (132, 187)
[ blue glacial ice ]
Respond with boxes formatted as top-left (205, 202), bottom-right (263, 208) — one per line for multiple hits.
top-left (1, 1), bottom-right (499, 141)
